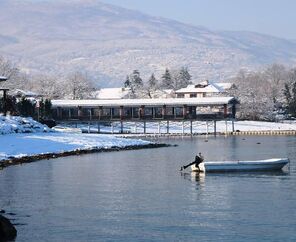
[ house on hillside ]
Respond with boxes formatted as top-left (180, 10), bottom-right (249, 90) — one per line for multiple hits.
top-left (175, 80), bottom-right (233, 98)
top-left (94, 87), bottom-right (132, 99)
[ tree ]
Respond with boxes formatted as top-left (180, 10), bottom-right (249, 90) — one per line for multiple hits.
top-left (231, 70), bottom-right (274, 120)
top-left (148, 73), bottom-right (158, 90)
top-left (127, 70), bottom-right (144, 98)
top-left (124, 75), bottom-right (131, 88)
top-left (161, 68), bottom-right (173, 89)
top-left (17, 97), bottom-right (36, 117)
top-left (264, 63), bottom-right (287, 105)
top-left (284, 68), bottom-right (296, 116)
top-left (0, 56), bottom-right (19, 82)
top-left (66, 71), bottom-right (95, 99)
top-left (30, 74), bottom-right (64, 99)
top-left (146, 73), bottom-right (158, 98)
top-left (0, 95), bottom-right (18, 115)
top-left (178, 66), bottom-right (192, 89)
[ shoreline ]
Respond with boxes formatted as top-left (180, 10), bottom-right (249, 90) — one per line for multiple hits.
top-left (0, 143), bottom-right (170, 170)
top-left (116, 129), bottom-right (296, 138)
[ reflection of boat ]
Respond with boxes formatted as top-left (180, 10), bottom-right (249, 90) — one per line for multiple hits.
top-left (191, 158), bottom-right (289, 172)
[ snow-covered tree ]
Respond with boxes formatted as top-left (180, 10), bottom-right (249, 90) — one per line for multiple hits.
top-left (145, 73), bottom-right (159, 98)
top-left (264, 64), bottom-right (287, 105)
top-left (161, 68), bottom-right (173, 89)
top-left (178, 66), bottom-right (192, 88)
top-left (66, 71), bottom-right (95, 99)
top-left (284, 68), bottom-right (296, 116)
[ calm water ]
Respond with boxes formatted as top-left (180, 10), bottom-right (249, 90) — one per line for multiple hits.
top-left (1, 135), bottom-right (296, 242)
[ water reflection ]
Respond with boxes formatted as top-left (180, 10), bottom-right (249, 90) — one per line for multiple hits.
top-left (180, 171), bottom-right (205, 188)
top-left (0, 135), bottom-right (295, 242)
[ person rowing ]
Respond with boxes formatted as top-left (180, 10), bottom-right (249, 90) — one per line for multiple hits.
top-left (181, 152), bottom-right (204, 172)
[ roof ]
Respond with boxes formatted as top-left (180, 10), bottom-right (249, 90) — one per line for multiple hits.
top-left (215, 83), bottom-right (234, 90)
top-left (95, 87), bottom-right (131, 99)
top-left (175, 82), bottom-right (224, 94)
top-left (52, 97), bottom-right (236, 108)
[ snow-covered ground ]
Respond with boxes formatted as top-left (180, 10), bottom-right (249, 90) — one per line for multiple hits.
top-left (0, 133), bottom-right (151, 161)
top-left (0, 115), bottom-right (151, 161)
top-left (56, 120), bottom-right (296, 134)
top-left (0, 115), bottom-right (51, 134)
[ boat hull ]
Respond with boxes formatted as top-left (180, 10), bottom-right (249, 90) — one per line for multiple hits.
top-left (191, 158), bottom-right (289, 172)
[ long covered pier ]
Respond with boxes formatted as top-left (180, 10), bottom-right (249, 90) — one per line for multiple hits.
top-left (51, 97), bottom-right (238, 134)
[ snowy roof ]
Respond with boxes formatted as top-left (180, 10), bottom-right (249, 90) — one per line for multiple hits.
top-left (215, 83), bottom-right (234, 90)
top-left (95, 87), bottom-right (131, 99)
top-left (175, 82), bottom-right (224, 94)
top-left (52, 97), bottom-right (235, 108)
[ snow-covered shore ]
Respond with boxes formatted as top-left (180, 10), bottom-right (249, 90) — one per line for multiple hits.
top-left (0, 133), bottom-right (153, 162)
top-left (0, 116), bottom-right (155, 165)
top-left (1, 115), bottom-right (296, 166)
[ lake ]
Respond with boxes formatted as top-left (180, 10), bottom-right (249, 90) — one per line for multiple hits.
top-left (0, 135), bottom-right (296, 241)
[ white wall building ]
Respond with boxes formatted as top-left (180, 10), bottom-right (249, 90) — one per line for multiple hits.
top-left (175, 80), bottom-right (233, 98)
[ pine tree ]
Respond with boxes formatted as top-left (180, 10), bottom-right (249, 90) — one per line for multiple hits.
top-left (148, 73), bottom-right (158, 90)
top-left (130, 70), bottom-right (143, 87)
top-left (161, 68), bottom-right (173, 89)
top-left (124, 75), bottom-right (131, 88)
top-left (178, 66), bottom-right (192, 89)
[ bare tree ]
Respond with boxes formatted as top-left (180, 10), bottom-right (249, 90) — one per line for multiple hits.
top-left (66, 71), bottom-right (95, 99)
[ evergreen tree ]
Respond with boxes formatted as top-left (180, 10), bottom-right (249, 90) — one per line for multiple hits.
top-left (178, 66), bottom-right (192, 89)
top-left (130, 70), bottom-right (143, 87)
top-left (44, 99), bottom-right (52, 118)
top-left (148, 73), bottom-right (158, 90)
top-left (146, 73), bottom-right (158, 98)
top-left (128, 70), bottom-right (144, 97)
top-left (161, 68), bottom-right (173, 89)
top-left (124, 75), bottom-right (131, 88)
top-left (17, 97), bottom-right (36, 117)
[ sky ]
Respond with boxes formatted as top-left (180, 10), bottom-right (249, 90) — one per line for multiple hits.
top-left (101, 0), bottom-right (296, 40)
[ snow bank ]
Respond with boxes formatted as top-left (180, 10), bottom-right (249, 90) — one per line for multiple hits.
top-left (0, 133), bottom-right (151, 161)
top-left (0, 115), bottom-right (51, 135)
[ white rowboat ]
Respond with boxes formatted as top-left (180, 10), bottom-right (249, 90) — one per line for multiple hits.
top-left (191, 158), bottom-right (289, 172)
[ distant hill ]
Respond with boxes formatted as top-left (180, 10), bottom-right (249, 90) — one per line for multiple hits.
top-left (1, 0), bottom-right (296, 86)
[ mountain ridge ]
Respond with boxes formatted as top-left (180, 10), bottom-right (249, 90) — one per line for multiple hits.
top-left (1, 0), bottom-right (296, 86)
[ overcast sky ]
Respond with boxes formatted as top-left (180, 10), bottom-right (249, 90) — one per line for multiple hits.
top-left (101, 0), bottom-right (296, 40)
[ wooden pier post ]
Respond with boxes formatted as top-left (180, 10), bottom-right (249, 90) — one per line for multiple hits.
top-left (190, 120), bottom-right (193, 135)
top-left (167, 120), bottom-right (169, 134)
top-left (120, 121), bottom-right (123, 134)
top-left (182, 121), bottom-right (185, 135)
top-left (214, 120), bottom-right (217, 136)
top-left (158, 121), bottom-right (161, 134)
top-left (111, 122), bottom-right (114, 134)
top-left (143, 121), bottom-right (146, 134)
top-left (232, 119), bottom-right (235, 132)
top-left (225, 120), bottom-right (228, 135)
top-left (97, 122), bottom-right (100, 133)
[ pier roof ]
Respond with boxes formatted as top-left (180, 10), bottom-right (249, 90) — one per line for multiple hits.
top-left (52, 97), bottom-right (236, 108)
